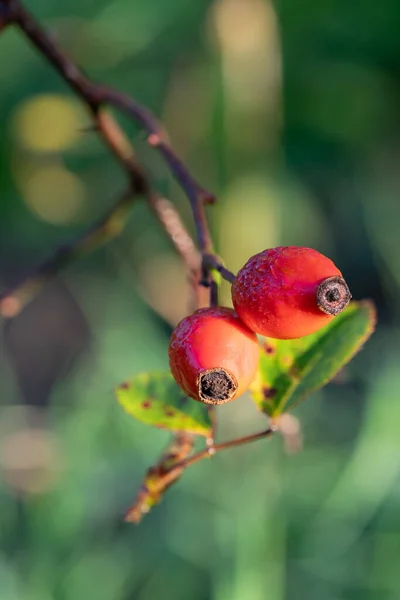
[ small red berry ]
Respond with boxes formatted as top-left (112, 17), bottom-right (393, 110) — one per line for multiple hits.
top-left (168, 307), bottom-right (260, 405)
top-left (231, 246), bottom-right (351, 340)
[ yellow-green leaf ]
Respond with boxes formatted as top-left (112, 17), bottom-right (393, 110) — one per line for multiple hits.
top-left (250, 301), bottom-right (376, 417)
top-left (116, 371), bottom-right (212, 437)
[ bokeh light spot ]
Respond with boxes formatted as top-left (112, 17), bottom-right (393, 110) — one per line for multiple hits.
top-left (20, 164), bottom-right (86, 225)
top-left (13, 94), bottom-right (85, 152)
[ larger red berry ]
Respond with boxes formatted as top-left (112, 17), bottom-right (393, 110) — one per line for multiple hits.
top-left (231, 246), bottom-right (351, 339)
top-left (168, 307), bottom-right (260, 405)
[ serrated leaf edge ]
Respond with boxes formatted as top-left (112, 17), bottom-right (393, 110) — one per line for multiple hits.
top-left (252, 300), bottom-right (376, 417)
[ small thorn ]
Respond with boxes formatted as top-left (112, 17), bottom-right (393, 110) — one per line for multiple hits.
top-left (148, 133), bottom-right (161, 147)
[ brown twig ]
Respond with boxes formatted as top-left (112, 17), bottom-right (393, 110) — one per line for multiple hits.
top-left (96, 110), bottom-right (202, 281)
top-left (0, 112), bottom-right (201, 317)
top-left (0, 0), bottom-right (235, 317)
top-left (124, 425), bottom-right (275, 523)
top-left (0, 0), bottom-right (250, 526)
top-left (165, 426), bottom-right (275, 474)
top-left (2, 0), bottom-right (215, 252)
top-left (124, 431), bottom-right (194, 524)
top-left (203, 253), bottom-right (236, 284)
top-left (0, 189), bottom-right (133, 318)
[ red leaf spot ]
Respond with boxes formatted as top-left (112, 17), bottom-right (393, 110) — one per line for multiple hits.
top-left (165, 409), bottom-right (175, 417)
top-left (141, 401), bottom-right (152, 409)
top-left (263, 342), bottom-right (275, 355)
top-left (119, 382), bottom-right (130, 390)
top-left (263, 387), bottom-right (277, 400)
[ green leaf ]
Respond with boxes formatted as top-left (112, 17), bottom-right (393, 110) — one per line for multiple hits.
top-left (250, 301), bottom-right (376, 417)
top-left (116, 371), bottom-right (213, 437)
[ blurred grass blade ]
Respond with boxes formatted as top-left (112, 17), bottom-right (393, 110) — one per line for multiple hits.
top-left (250, 301), bottom-right (376, 417)
top-left (302, 358), bottom-right (400, 557)
top-left (125, 432), bottom-right (194, 524)
top-left (116, 371), bottom-right (212, 437)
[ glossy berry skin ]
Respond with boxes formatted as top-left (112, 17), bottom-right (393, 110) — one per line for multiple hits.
top-left (232, 246), bottom-right (351, 340)
top-left (168, 307), bottom-right (260, 405)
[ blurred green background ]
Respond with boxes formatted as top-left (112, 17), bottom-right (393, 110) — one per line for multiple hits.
top-left (1, 0), bottom-right (400, 598)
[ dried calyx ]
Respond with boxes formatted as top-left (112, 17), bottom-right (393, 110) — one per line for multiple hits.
top-left (197, 368), bottom-right (238, 405)
top-left (316, 276), bottom-right (351, 316)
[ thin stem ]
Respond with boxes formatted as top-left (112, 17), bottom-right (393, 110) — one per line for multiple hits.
top-left (124, 431), bottom-right (195, 523)
top-left (0, 190), bottom-right (202, 318)
top-left (203, 254), bottom-right (236, 284)
top-left (5, 0), bottom-right (215, 214)
top-left (209, 280), bottom-right (219, 307)
top-left (166, 427), bottom-right (275, 473)
top-left (0, 0), bottom-right (232, 317)
top-left (0, 109), bottom-right (203, 317)
top-left (0, 0), bottom-right (270, 527)
top-left (0, 190), bottom-right (133, 317)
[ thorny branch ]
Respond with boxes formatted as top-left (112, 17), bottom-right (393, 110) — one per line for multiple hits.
top-left (124, 432), bottom-right (195, 524)
top-left (0, 0), bottom-right (275, 523)
top-left (166, 426), bottom-right (275, 473)
top-left (0, 0), bottom-right (234, 317)
top-left (125, 426), bottom-right (275, 524)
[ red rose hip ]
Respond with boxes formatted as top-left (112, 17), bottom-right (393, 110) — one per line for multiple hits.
top-left (168, 307), bottom-right (260, 405)
top-left (231, 246), bottom-right (351, 340)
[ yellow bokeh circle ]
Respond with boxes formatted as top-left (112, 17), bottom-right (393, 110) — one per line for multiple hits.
top-left (13, 94), bottom-right (85, 152)
top-left (21, 164), bottom-right (86, 225)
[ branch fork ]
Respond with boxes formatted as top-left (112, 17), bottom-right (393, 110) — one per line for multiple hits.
top-left (0, 0), bottom-right (268, 525)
